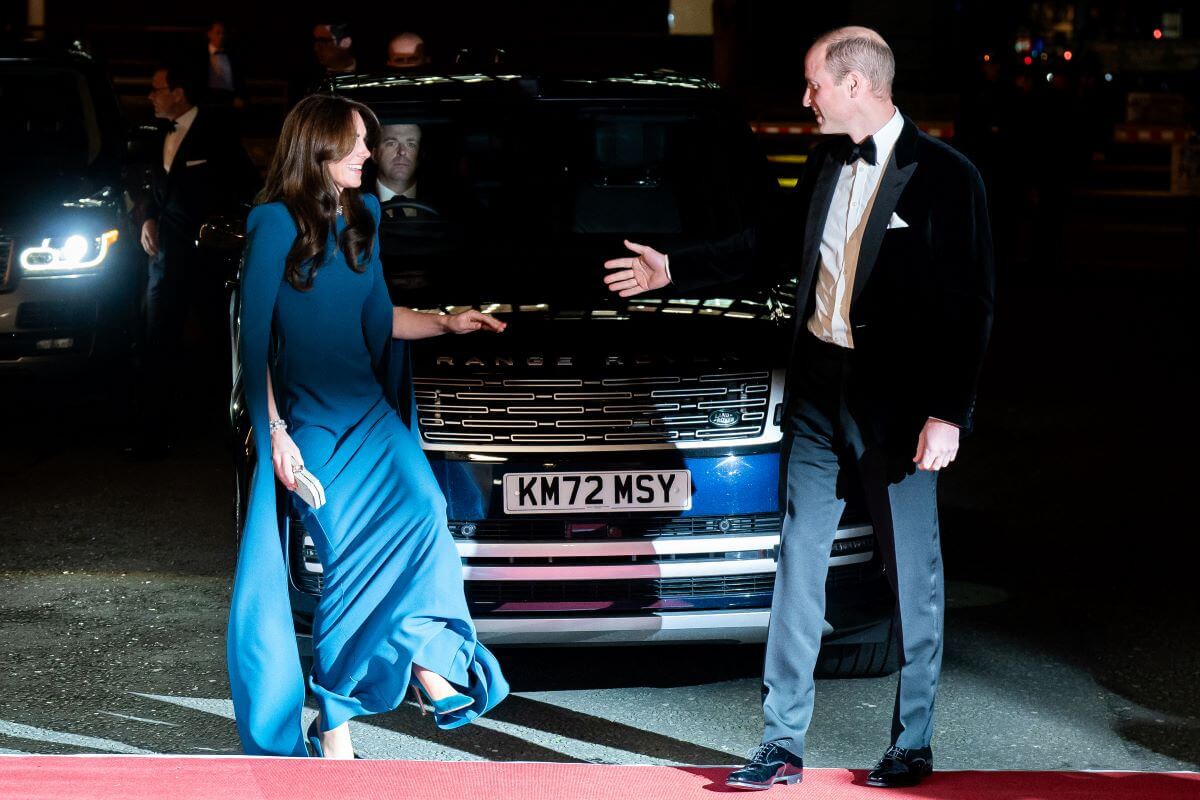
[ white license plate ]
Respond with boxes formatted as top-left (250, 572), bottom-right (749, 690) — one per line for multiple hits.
top-left (503, 469), bottom-right (692, 514)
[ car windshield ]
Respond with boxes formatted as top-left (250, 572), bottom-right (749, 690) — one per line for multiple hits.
top-left (361, 100), bottom-right (776, 306)
top-left (0, 64), bottom-right (102, 168)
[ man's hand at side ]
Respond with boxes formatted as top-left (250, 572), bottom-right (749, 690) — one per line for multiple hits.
top-left (913, 418), bottom-right (960, 472)
top-left (141, 219), bottom-right (160, 257)
top-left (603, 240), bottom-right (670, 297)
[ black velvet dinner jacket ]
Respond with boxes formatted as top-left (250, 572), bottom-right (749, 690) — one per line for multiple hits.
top-left (670, 115), bottom-right (995, 449)
top-left (143, 108), bottom-right (256, 244)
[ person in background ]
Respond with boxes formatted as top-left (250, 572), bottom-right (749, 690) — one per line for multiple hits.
top-left (292, 21), bottom-right (358, 106)
top-left (386, 32), bottom-right (429, 70)
top-left (313, 22), bottom-right (357, 76)
top-left (372, 122), bottom-right (424, 217)
top-left (204, 21), bottom-right (246, 109)
top-left (131, 60), bottom-right (257, 457)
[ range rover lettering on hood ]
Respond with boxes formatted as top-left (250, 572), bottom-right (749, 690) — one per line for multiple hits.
top-left (433, 352), bottom-right (746, 368)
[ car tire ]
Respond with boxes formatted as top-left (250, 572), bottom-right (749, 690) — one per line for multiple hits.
top-left (815, 619), bottom-right (900, 678)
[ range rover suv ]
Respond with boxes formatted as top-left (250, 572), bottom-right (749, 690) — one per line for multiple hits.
top-left (231, 71), bottom-right (897, 675)
top-left (0, 42), bottom-right (140, 370)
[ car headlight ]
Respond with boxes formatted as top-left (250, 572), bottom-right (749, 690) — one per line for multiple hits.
top-left (20, 229), bottom-right (119, 274)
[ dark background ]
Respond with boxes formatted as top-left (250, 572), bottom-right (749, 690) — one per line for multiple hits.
top-left (1, 0), bottom-right (1197, 765)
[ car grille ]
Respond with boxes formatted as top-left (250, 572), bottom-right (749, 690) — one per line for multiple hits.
top-left (0, 237), bottom-right (14, 291)
top-left (448, 513), bottom-right (783, 541)
top-left (413, 370), bottom-right (773, 448)
top-left (467, 574), bottom-right (777, 604)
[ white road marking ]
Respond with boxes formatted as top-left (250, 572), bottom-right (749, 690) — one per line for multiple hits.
top-left (467, 714), bottom-right (679, 765)
top-left (129, 693), bottom-right (234, 720)
top-left (133, 693), bottom-right (480, 760)
top-left (96, 711), bottom-right (180, 727)
top-left (0, 720), bottom-right (153, 754)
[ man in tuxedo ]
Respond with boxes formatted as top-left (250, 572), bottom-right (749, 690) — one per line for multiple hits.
top-left (133, 62), bottom-right (256, 454)
top-left (604, 26), bottom-right (994, 790)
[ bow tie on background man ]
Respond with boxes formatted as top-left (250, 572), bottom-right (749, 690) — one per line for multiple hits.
top-left (841, 135), bottom-right (877, 166)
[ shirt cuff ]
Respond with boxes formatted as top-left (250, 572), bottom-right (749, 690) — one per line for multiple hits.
top-left (927, 416), bottom-right (960, 428)
top-left (663, 253), bottom-right (673, 284)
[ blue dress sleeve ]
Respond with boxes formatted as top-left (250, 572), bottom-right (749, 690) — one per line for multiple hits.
top-left (226, 202), bottom-right (309, 757)
top-left (361, 194), bottom-right (393, 371)
top-left (360, 195), bottom-right (421, 436)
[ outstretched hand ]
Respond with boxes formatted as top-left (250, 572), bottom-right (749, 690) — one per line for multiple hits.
top-left (446, 309), bottom-right (507, 334)
top-left (603, 240), bottom-right (670, 297)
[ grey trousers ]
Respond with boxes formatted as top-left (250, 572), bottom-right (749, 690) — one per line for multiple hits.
top-left (761, 338), bottom-right (944, 758)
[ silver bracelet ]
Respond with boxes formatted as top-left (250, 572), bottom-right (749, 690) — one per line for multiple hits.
top-left (267, 418), bottom-right (287, 434)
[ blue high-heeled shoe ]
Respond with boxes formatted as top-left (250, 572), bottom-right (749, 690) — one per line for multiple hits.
top-left (410, 680), bottom-right (473, 717)
top-left (307, 717), bottom-right (363, 758)
top-left (306, 718), bottom-right (323, 758)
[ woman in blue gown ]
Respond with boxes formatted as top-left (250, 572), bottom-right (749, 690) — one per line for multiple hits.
top-left (227, 94), bottom-right (509, 758)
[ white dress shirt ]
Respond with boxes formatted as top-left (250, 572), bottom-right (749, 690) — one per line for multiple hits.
top-left (163, 105), bottom-right (198, 173)
top-left (377, 180), bottom-right (419, 216)
top-left (208, 43), bottom-right (235, 91)
top-left (806, 108), bottom-right (904, 349)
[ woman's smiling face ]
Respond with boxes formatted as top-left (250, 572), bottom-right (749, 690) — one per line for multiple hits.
top-left (326, 111), bottom-right (371, 193)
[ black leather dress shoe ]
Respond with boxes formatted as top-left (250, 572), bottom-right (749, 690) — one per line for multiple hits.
top-left (866, 745), bottom-right (933, 788)
top-left (726, 742), bottom-right (804, 791)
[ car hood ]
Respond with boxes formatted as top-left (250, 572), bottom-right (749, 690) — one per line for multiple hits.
top-left (410, 303), bottom-right (792, 374)
top-left (0, 165), bottom-right (116, 230)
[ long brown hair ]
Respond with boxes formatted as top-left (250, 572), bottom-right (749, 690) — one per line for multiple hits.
top-left (259, 94), bottom-right (380, 291)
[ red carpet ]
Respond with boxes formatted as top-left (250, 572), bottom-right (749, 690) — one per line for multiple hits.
top-left (0, 757), bottom-right (1197, 800)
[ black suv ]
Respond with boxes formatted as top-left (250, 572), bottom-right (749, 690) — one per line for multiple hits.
top-left (231, 70), bottom-right (897, 676)
top-left (0, 42), bottom-right (141, 370)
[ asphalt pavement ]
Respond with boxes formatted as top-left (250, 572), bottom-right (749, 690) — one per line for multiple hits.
top-left (1, 256), bottom-right (1197, 769)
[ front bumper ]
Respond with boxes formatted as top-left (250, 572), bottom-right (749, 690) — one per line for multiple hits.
top-left (0, 267), bottom-right (135, 370)
top-left (475, 608), bottom-right (773, 645)
top-left (290, 518), bottom-right (888, 646)
top-left (287, 450), bottom-right (892, 647)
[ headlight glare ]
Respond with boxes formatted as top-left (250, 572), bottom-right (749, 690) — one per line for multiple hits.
top-left (62, 235), bottom-right (90, 262)
top-left (20, 229), bottom-right (119, 273)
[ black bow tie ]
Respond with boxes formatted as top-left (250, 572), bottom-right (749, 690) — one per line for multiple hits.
top-left (842, 136), bottom-right (877, 166)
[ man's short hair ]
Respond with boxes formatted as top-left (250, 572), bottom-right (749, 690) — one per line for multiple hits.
top-left (159, 59), bottom-right (204, 104)
top-left (816, 27), bottom-right (895, 98)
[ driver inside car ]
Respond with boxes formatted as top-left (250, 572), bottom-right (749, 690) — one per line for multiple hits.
top-left (373, 122), bottom-right (429, 218)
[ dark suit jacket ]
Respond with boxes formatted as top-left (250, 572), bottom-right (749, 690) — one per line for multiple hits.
top-left (142, 108), bottom-right (257, 252)
top-left (671, 116), bottom-right (995, 454)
